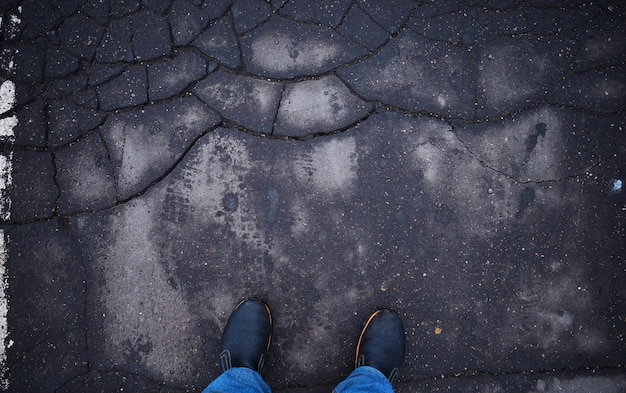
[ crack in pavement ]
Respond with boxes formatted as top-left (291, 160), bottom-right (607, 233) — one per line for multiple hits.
top-left (2, 1), bottom-right (625, 391)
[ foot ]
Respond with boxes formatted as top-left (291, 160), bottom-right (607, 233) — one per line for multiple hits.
top-left (219, 297), bottom-right (273, 375)
top-left (355, 309), bottom-right (405, 384)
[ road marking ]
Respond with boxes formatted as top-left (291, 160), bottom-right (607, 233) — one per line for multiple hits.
top-left (0, 78), bottom-right (17, 389)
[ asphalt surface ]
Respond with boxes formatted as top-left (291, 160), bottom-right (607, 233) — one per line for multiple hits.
top-left (1, 1), bottom-right (625, 392)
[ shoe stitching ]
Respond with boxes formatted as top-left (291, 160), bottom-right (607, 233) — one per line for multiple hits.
top-left (356, 354), bottom-right (365, 368)
top-left (388, 367), bottom-right (399, 385)
top-left (257, 353), bottom-right (266, 374)
top-left (220, 349), bottom-right (232, 372)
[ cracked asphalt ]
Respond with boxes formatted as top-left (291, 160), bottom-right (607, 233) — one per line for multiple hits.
top-left (1, 0), bottom-right (625, 392)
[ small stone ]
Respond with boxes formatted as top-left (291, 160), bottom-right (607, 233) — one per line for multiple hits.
top-left (223, 193), bottom-right (239, 212)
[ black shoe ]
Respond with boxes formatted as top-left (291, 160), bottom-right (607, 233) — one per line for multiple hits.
top-left (219, 297), bottom-right (273, 374)
top-left (355, 309), bottom-right (405, 384)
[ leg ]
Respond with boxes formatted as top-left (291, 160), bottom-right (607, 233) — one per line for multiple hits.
top-left (202, 368), bottom-right (271, 393)
top-left (334, 309), bottom-right (405, 393)
top-left (202, 298), bottom-right (273, 393)
top-left (333, 366), bottom-right (393, 393)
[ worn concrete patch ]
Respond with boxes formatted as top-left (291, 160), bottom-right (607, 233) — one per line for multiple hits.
top-left (274, 75), bottom-right (372, 137)
top-left (67, 111), bottom-right (625, 389)
top-left (100, 95), bottom-right (221, 200)
top-left (194, 70), bottom-right (281, 133)
top-left (457, 106), bottom-right (565, 182)
top-left (147, 50), bottom-right (207, 101)
top-left (573, 16), bottom-right (626, 71)
top-left (337, 30), bottom-right (475, 119)
top-left (548, 68), bottom-right (626, 113)
top-left (55, 131), bottom-right (117, 214)
top-left (455, 105), bottom-right (626, 182)
top-left (476, 35), bottom-right (576, 118)
top-left (529, 375), bottom-right (626, 393)
top-left (71, 201), bottom-right (204, 385)
top-left (241, 15), bottom-right (365, 78)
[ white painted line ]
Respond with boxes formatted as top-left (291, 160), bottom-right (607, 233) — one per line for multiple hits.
top-left (0, 78), bottom-right (17, 390)
top-left (0, 81), bottom-right (14, 115)
top-left (0, 230), bottom-right (9, 390)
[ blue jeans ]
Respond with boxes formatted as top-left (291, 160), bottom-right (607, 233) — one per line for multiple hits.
top-left (202, 366), bottom-right (394, 393)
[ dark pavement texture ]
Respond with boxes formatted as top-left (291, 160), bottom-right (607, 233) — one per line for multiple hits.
top-left (1, 0), bottom-right (626, 392)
